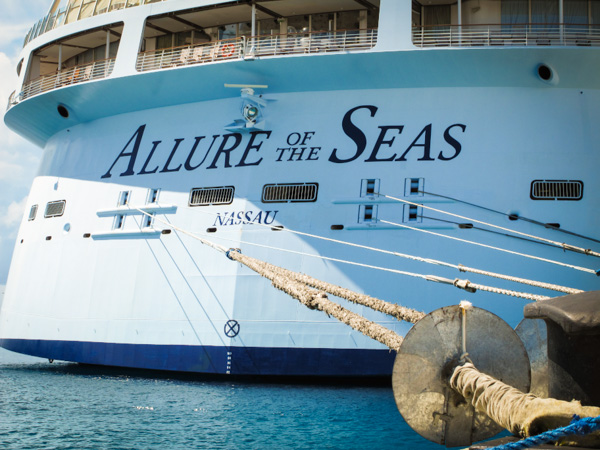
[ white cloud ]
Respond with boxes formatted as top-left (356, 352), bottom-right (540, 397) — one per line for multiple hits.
top-left (0, 196), bottom-right (27, 230)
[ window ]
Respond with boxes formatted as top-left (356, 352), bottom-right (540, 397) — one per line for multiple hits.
top-left (114, 214), bottom-right (125, 230)
top-left (147, 188), bottom-right (160, 204)
top-left (28, 204), bottom-right (38, 221)
top-left (361, 179), bottom-right (380, 197)
top-left (118, 190), bottom-right (130, 206)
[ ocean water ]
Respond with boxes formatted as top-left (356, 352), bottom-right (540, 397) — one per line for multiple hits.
top-left (0, 346), bottom-right (452, 450)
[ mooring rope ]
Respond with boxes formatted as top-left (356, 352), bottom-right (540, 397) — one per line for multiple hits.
top-left (379, 219), bottom-right (598, 275)
top-left (450, 362), bottom-right (600, 445)
top-left (182, 206), bottom-right (581, 294)
top-left (379, 193), bottom-right (600, 258)
top-left (134, 207), bottom-right (427, 324)
top-left (225, 249), bottom-right (405, 351)
top-left (134, 207), bottom-right (554, 302)
top-left (419, 189), bottom-right (600, 245)
top-left (136, 207), bottom-right (597, 447)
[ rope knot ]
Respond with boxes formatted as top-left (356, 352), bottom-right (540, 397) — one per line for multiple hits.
top-left (226, 248), bottom-right (242, 260)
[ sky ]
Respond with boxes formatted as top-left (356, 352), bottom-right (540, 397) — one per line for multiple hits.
top-left (0, 1), bottom-right (52, 284)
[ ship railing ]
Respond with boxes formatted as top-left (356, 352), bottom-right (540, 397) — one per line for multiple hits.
top-left (246, 28), bottom-right (378, 57)
top-left (18, 58), bottom-right (116, 103)
top-left (136, 37), bottom-right (245, 72)
top-left (412, 23), bottom-right (600, 48)
top-left (136, 28), bottom-right (378, 73)
top-left (24, 0), bottom-right (168, 47)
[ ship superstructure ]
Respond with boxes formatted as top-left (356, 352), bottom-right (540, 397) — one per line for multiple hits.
top-left (1, 0), bottom-right (599, 375)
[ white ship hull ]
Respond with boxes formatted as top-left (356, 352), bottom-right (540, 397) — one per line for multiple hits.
top-left (2, 0), bottom-right (599, 375)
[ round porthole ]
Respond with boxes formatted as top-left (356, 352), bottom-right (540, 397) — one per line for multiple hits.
top-left (57, 105), bottom-right (69, 118)
top-left (536, 64), bottom-right (557, 84)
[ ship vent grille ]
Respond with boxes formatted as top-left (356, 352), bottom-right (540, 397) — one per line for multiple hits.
top-left (530, 180), bottom-right (583, 201)
top-left (189, 186), bottom-right (235, 206)
top-left (44, 200), bottom-right (66, 218)
top-left (262, 183), bottom-right (319, 203)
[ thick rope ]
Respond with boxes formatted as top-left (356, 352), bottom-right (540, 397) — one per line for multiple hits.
top-left (488, 416), bottom-right (600, 450)
top-left (259, 260), bottom-right (426, 324)
top-left (449, 362), bottom-right (600, 443)
top-left (380, 219), bottom-right (598, 275)
top-left (379, 193), bottom-right (600, 258)
top-left (225, 249), bottom-right (404, 351)
top-left (184, 206), bottom-right (582, 294)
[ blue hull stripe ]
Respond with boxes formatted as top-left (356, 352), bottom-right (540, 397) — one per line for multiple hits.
top-left (0, 339), bottom-right (395, 376)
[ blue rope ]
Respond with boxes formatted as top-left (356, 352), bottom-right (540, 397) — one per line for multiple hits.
top-left (487, 415), bottom-right (600, 450)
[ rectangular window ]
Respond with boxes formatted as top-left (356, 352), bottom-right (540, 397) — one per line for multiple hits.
top-left (404, 178), bottom-right (424, 196)
top-left (144, 213), bottom-right (155, 228)
top-left (403, 204), bottom-right (423, 223)
top-left (28, 204), bottom-right (38, 221)
top-left (147, 188), bottom-right (160, 204)
top-left (118, 190), bottom-right (130, 206)
top-left (358, 204), bottom-right (378, 223)
top-left (114, 214), bottom-right (125, 230)
top-left (262, 183), bottom-right (318, 203)
top-left (44, 200), bottom-right (66, 218)
top-left (189, 186), bottom-right (234, 206)
top-left (361, 179), bottom-right (380, 197)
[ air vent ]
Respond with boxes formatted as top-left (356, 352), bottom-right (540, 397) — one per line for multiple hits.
top-left (28, 204), bottom-right (38, 221)
top-left (189, 186), bottom-right (234, 206)
top-left (530, 180), bottom-right (583, 201)
top-left (44, 200), bottom-right (66, 218)
top-left (262, 183), bottom-right (318, 203)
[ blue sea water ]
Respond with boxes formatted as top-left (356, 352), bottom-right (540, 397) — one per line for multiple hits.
top-left (0, 347), bottom-right (450, 450)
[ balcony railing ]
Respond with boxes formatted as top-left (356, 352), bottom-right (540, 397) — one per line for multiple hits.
top-left (136, 29), bottom-right (378, 72)
top-left (16, 58), bottom-right (115, 104)
top-left (24, 0), bottom-right (168, 47)
top-left (249, 29), bottom-right (378, 57)
top-left (412, 23), bottom-right (600, 48)
top-left (136, 37), bottom-right (245, 71)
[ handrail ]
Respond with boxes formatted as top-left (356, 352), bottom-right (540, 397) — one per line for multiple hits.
top-left (136, 28), bottom-right (378, 72)
top-left (17, 57), bottom-right (116, 103)
top-left (412, 22), bottom-right (600, 48)
top-left (136, 36), bottom-right (245, 71)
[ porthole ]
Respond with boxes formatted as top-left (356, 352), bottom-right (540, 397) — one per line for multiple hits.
top-left (536, 64), bottom-right (557, 84)
top-left (57, 105), bottom-right (69, 118)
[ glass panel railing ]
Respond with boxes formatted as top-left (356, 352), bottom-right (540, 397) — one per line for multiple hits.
top-left (23, 0), bottom-right (169, 46)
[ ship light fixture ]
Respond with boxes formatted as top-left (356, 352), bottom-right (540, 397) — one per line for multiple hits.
top-left (224, 84), bottom-right (269, 131)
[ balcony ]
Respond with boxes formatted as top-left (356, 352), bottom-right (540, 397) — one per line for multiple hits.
top-left (412, 23), bottom-right (600, 48)
top-left (136, 29), bottom-right (378, 72)
top-left (16, 58), bottom-right (115, 103)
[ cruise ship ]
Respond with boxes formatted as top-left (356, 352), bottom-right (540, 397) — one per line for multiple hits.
top-left (1, 0), bottom-right (599, 376)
